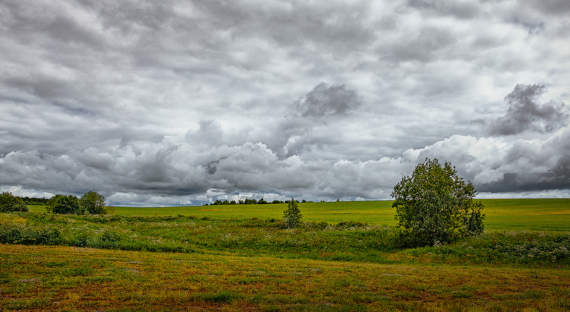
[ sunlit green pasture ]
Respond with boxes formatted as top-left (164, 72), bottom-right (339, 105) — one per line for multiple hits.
top-left (30, 198), bottom-right (569, 231)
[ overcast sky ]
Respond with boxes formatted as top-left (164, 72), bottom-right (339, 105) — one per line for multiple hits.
top-left (1, 0), bottom-right (569, 205)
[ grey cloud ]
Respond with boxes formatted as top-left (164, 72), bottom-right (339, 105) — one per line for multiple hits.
top-left (296, 83), bottom-right (361, 118)
top-left (502, 1), bottom-right (570, 34)
top-left (192, 0), bottom-right (375, 54)
top-left (407, 0), bottom-right (480, 19)
top-left (1, 0), bottom-right (105, 48)
top-left (524, 0), bottom-right (570, 16)
top-left (478, 138), bottom-right (570, 192)
top-left (378, 26), bottom-right (457, 63)
top-left (3, 77), bottom-right (97, 116)
top-left (488, 84), bottom-right (568, 136)
top-left (407, 128), bottom-right (570, 193)
top-left (205, 158), bottom-right (226, 175)
top-left (246, 82), bottom-right (363, 158)
top-left (478, 155), bottom-right (570, 192)
top-left (185, 120), bottom-right (224, 146)
top-left (548, 155), bottom-right (570, 186)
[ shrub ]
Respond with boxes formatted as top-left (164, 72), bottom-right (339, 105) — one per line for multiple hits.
top-left (391, 158), bottom-right (485, 247)
top-left (100, 231), bottom-right (121, 243)
top-left (70, 232), bottom-right (89, 247)
top-left (47, 194), bottom-right (81, 214)
top-left (0, 192), bottom-right (28, 212)
top-left (80, 191), bottom-right (106, 214)
top-left (283, 198), bottom-right (302, 228)
top-left (0, 223), bottom-right (61, 245)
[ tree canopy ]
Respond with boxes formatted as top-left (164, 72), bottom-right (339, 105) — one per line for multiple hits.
top-left (47, 195), bottom-right (80, 214)
top-left (80, 191), bottom-right (106, 214)
top-left (392, 158), bottom-right (485, 246)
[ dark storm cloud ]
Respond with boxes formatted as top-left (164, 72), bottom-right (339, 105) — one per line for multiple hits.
top-left (479, 129), bottom-right (570, 192)
top-left (1, 0), bottom-right (569, 204)
top-left (296, 83), bottom-right (361, 118)
top-left (489, 84), bottom-right (568, 136)
top-left (478, 155), bottom-right (570, 192)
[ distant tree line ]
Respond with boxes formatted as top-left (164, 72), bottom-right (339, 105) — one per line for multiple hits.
top-left (0, 191), bottom-right (106, 215)
top-left (206, 198), bottom-right (310, 205)
top-left (19, 197), bottom-right (49, 205)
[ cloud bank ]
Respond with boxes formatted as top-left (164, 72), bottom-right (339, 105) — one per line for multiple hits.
top-left (1, 0), bottom-right (569, 204)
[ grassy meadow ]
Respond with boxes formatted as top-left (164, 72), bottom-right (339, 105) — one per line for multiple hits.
top-left (2, 244), bottom-right (568, 311)
top-left (2, 198), bottom-right (569, 311)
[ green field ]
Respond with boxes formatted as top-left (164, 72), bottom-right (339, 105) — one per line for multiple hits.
top-left (29, 198), bottom-right (570, 231)
top-left (4, 198), bottom-right (569, 311)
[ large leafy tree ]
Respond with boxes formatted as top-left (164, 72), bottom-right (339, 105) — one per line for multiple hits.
top-left (0, 192), bottom-right (28, 212)
top-left (80, 191), bottom-right (106, 214)
top-left (392, 158), bottom-right (484, 246)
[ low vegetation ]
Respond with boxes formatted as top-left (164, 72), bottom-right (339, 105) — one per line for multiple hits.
top-left (0, 192), bottom-right (28, 213)
top-left (0, 213), bottom-right (567, 266)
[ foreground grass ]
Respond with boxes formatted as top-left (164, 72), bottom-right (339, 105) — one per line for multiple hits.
top-left (1, 244), bottom-right (569, 311)
top-left (1, 213), bottom-right (568, 266)
top-left (30, 198), bottom-right (569, 231)
top-left (11, 199), bottom-right (569, 310)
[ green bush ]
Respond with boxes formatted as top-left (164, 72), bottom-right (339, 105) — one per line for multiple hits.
top-left (80, 191), bottom-right (106, 214)
top-left (47, 194), bottom-right (81, 214)
top-left (392, 158), bottom-right (485, 247)
top-left (100, 230), bottom-right (121, 243)
top-left (283, 198), bottom-right (302, 228)
top-left (0, 192), bottom-right (28, 212)
top-left (70, 232), bottom-right (89, 247)
top-left (0, 223), bottom-right (61, 245)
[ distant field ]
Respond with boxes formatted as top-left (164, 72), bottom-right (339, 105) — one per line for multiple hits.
top-left (29, 198), bottom-right (570, 231)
